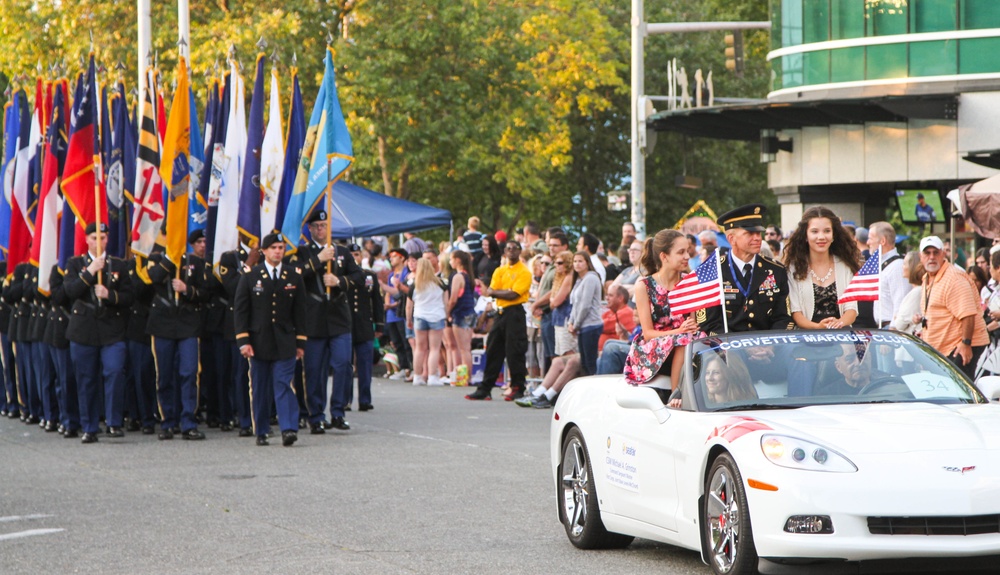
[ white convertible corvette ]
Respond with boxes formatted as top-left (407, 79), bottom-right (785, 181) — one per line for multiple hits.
top-left (550, 330), bottom-right (1000, 574)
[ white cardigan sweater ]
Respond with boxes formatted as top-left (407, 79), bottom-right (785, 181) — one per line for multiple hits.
top-left (787, 256), bottom-right (859, 323)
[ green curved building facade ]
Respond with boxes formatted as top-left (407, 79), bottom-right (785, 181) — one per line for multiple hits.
top-left (770, 1), bottom-right (1000, 98)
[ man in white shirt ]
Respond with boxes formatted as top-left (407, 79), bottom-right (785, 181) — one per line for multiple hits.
top-left (867, 221), bottom-right (912, 327)
top-left (577, 232), bottom-right (606, 284)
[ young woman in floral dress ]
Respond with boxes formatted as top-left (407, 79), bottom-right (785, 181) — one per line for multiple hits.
top-left (624, 229), bottom-right (702, 387)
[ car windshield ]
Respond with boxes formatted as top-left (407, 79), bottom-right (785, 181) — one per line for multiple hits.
top-left (689, 330), bottom-right (985, 411)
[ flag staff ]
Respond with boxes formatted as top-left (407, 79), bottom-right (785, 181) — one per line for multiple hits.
top-left (325, 35), bottom-right (336, 302)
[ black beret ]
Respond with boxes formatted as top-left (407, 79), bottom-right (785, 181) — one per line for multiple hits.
top-left (348, 243), bottom-right (362, 252)
top-left (85, 222), bottom-right (108, 235)
top-left (260, 230), bottom-right (283, 249)
top-left (307, 210), bottom-right (327, 224)
top-left (187, 229), bottom-right (205, 244)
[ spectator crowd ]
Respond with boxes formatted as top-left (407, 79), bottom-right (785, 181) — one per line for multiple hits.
top-left (2, 205), bottom-right (996, 447)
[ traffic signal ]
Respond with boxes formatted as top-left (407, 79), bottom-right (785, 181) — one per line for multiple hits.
top-left (724, 31), bottom-right (744, 77)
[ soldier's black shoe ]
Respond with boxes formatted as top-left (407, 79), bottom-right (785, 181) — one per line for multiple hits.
top-left (181, 429), bottom-right (206, 440)
top-left (141, 426), bottom-right (155, 435)
top-left (239, 427), bottom-right (254, 437)
top-left (63, 429), bottom-right (79, 439)
top-left (25, 415), bottom-right (40, 424)
top-left (80, 432), bottom-right (98, 444)
top-left (126, 420), bottom-right (141, 432)
top-left (158, 429), bottom-right (174, 440)
top-left (344, 405), bottom-right (352, 411)
top-left (359, 403), bottom-right (373, 412)
top-left (281, 431), bottom-right (297, 447)
top-left (220, 423), bottom-right (233, 432)
top-left (256, 436), bottom-right (269, 446)
top-left (171, 426), bottom-right (181, 435)
top-left (44, 421), bottom-right (58, 432)
top-left (309, 423), bottom-right (325, 435)
top-left (106, 427), bottom-right (124, 438)
top-left (329, 416), bottom-right (350, 431)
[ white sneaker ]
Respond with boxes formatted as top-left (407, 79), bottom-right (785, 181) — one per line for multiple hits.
top-left (427, 375), bottom-right (444, 386)
top-left (404, 370), bottom-right (413, 382)
top-left (412, 375), bottom-right (427, 386)
top-left (388, 371), bottom-right (406, 381)
top-left (439, 375), bottom-right (452, 385)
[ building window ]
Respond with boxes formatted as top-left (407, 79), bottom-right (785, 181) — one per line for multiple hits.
top-left (962, 0), bottom-right (1000, 29)
top-left (831, 0), bottom-right (865, 40)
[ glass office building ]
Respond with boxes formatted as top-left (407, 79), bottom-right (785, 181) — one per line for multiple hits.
top-left (770, 1), bottom-right (1000, 97)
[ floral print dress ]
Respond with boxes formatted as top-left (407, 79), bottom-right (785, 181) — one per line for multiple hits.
top-left (624, 275), bottom-right (701, 385)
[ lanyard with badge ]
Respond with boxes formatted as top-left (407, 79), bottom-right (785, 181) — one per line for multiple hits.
top-left (727, 255), bottom-right (753, 301)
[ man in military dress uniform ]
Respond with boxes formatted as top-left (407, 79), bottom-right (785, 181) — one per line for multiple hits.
top-left (697, 204), bottom-right (794, 335)
top-left (125, 255), bottom-right (157, 434)
top-left (146, 232), bottom-right (211, 441)
top-left (0, 261), bottom-right (15, 420)
top-left (233, 230), bottom-right (308, 447)
top-left (5, 259), bottom-right (41, 424)
top-left (47, 263), bottom-right (80, 437)
top-left (284, 210), bottom-right (364, 433)
top-left (346, 244), bottom-right (384, 411)
top-left (219, 238), bottom-right (261, 436)
top-left (64, 223), bottom-right (134, 443)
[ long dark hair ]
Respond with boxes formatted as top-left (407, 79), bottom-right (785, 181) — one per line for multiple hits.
top-left (783, 206), bottom-right (860, 281)
top-left (570, 250), bottom-right (605, 298)
top-left (482, 235), bottom-right (500, 261)
top-left (450, 250), bottom-right (472, 273)
top-left (640, 229), bottom-right (685, 276)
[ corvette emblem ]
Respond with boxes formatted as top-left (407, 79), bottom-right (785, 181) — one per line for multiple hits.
top-left (943, 466), bottom-right (976, 474)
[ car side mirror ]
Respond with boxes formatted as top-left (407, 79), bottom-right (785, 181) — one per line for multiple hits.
top-left (616, 385), bottom-right (671, 424)
top-left (976, 376), bottom-right (1000, 401)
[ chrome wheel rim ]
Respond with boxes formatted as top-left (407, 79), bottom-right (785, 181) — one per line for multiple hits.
top-left (561, 437), bottom-right (589, 538)
top-left (706, 465), bottom-right (741, 573)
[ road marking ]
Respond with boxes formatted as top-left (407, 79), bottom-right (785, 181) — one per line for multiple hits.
top-left (0, 528), bottom-right (64, 542)
top-left (0, 515), bottom-right (53, 523)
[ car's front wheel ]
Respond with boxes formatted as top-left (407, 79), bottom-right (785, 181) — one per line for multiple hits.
top-left (559, 428), bottom-right (634, 549)
top-left (704, 453), bottom-right (758, 575)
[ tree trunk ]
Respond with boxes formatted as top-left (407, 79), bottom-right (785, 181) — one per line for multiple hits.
top-left (396, 160), bottom-right (410, 200)
top-left (377, 135), bottom-right (394, 196)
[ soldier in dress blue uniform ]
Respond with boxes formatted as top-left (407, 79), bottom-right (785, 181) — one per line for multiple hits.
top-left (346, 244), bottom-right (385, 411)
top-left (0, 261), bottom-right (15, 420)
top-left (233, 230), bottom-right (308, 447)
top-left (146, 231), bottom-right (211, 441)
top-left (125, 256), bottom-right (157, 435)
top-left (219, 238), bottom-right (261, 437)
top-left (199, 232), bottom-right (232, 431)
top-left (64, 223), bottom-right (134, 444)
top-left (28, 263), bottom-right (60, 432)
top-left (4, 259), bottom-right (41, 424)
top-left (696, 204), bottom-right (794, 335)
top-left (284, 210), bottom-right (364, 433)
top-left (47, 263), bottom-right (80, 437)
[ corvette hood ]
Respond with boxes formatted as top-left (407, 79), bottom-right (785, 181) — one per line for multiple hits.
top-left (749, 403), bottom-right (1000, 454)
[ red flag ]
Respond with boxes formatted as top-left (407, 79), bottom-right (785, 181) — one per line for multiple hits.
top-left (61, 55), bottom-right (108, 255)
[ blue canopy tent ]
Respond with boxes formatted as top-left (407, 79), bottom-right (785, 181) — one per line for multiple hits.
top-left (325, 180), bottom-right (452, 239)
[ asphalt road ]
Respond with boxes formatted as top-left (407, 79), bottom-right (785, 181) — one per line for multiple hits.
top-left (0, 377), bottom-right (706, 575)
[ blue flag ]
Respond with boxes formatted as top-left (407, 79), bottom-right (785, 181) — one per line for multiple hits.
top-left (276, 70), bottom-right (305, 232)
top-left (0, 92), bottom-right (21, 260)
top-left (187, 82), bottom-right (208, 246)
top-left (237, 54), bottom-right (266, 245)
top-left (279, 49), bottom-right (353, 250)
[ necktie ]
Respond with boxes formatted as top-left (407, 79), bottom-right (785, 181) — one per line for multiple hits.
top-left (273, 268), bottom-right (279, 282)
top-left (742, 263), bottom-right (752, 286)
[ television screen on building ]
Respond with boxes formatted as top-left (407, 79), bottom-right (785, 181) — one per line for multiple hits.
top-left (896, 189), bottom-right (945, 224)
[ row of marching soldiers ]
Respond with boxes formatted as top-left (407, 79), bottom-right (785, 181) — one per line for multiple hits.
top-left (0, 209), bottom-right (382, 447)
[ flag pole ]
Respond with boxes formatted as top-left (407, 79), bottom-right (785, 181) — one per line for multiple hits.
top-left (717, 251), bottom-right (728, 334)
top-left (325, 159), bottom-right (333, 301)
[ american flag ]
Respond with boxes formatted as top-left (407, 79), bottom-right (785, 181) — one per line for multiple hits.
top-left (839, 248), bottom-right (880, 303)
top-left (668, 250), bottom-right (724, 315)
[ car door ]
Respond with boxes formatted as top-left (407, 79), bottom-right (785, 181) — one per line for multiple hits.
top-left (602, 398), bottom-right (685, 532)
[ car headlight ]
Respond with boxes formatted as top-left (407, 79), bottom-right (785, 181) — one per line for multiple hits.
top-left (760, 434), bottom-right (857, 473)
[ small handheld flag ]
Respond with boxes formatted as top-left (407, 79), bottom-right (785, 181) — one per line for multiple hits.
top-left (668, 250), bottom-right (724, 316)
top-left (839, 248), bottom-right (881, 304)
